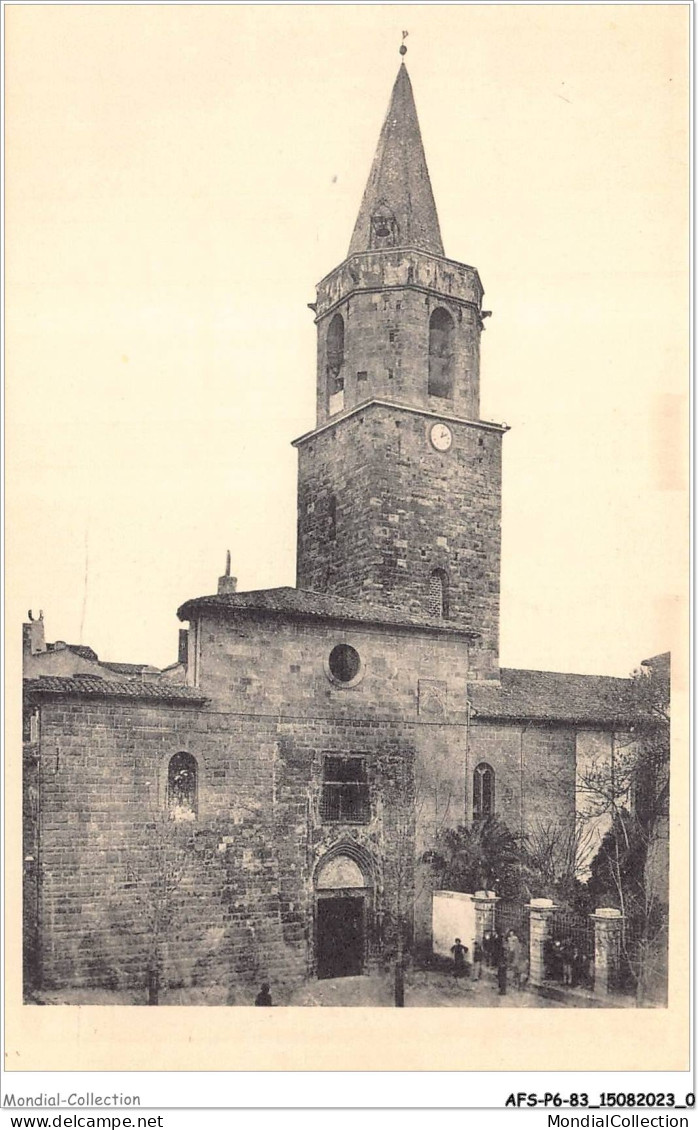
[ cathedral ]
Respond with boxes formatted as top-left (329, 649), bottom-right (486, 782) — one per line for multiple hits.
top-left (23, 60), bottom-right (643, 1001)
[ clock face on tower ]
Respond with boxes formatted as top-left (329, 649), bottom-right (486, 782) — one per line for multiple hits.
top-left (429, 422), bottom-right (453, 452)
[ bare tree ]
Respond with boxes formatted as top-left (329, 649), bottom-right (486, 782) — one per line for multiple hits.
top-left (386, 757), bottom-right (416, 1007)
top-left (121, 815), bottom-right (198, 1004)
top-left (523, 817), bottom-right (599, 903)
top-left (576, 658), bottom-right (670, 1002)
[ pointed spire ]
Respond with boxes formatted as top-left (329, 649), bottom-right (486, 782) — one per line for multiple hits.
top-left (348, 63), bottom-right (444, 258)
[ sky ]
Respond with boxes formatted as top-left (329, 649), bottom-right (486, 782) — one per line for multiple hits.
top-left (6, 4), bottom-right (688, 676)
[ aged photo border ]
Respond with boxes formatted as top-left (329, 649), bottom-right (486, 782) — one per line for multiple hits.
top-left (3, 0), bottom-right (692, 1078)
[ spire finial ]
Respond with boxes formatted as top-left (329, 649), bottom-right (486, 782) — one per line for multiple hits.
top-left (399, 30), bottom-right (408, 57)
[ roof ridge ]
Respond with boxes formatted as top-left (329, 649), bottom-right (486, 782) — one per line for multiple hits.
top-left (500, 665), bottom-right (632, 682)
top-left (24, 673), bottom-right (208, 703)
top-left (176, 586), bottom-right (476, 636)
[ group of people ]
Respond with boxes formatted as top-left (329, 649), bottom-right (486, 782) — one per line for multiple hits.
top-left (450, 928), bottom-right (528, 994)
top-left (253, 929), bottom-right (589, 1005)
top-left (544, 937), bottom-right (590, 987)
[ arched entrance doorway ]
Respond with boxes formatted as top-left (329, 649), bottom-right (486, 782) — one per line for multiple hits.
top-left (315, 853), bottom-right (371, 980)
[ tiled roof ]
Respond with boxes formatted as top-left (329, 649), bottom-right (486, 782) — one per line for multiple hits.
top-left (42, 645), bottom-right (159, 674)
top-left (469, 667), bottom-right (634, 724)
top-left (100, 661), bottom-right (160, 675)
top-left (68, 644), bottom-right (99, 661)
top-left (45, 643), bottom-right (99, 661)
top-left (177, 586), bottom-right (476, 637)
top-left (24, 674), bottom-right (208, 705)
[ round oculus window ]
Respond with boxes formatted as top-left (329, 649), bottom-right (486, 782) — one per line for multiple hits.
top-left (328, 644), bottom-right (361, 684)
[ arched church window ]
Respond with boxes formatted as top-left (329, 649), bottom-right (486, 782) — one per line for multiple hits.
top-left (427, 568), bottom-right (449, 618)
top-left (326, 314), bottom-right (345, 416)
top-left (370, 203), bottom-right (398, 249)
top-left (428, 308), bottom-right (455, 399)
top-left (473, 762), bottom-right (495, 820)
top-left (167, 751), bottom-right (198, 821)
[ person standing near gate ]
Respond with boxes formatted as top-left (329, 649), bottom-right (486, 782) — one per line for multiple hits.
top-left (450, 937), bottom-right (468, 979)
top-left (561, 939), bottom-right (575, 986)
top-left (507, 930), bottom-right (524, 990)
top-left (492, 931), bottom-right (507, 995)
top-left (472, 939), bottom-right (484, 981)
top-left (482, 930), bottom-right (494, 968)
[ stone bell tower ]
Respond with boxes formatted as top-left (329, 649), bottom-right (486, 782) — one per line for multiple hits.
top-left (293, 60), bottom-right (506, 679)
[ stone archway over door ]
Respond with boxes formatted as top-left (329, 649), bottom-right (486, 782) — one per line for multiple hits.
top-left (315, 855), bottom-right (369, 980)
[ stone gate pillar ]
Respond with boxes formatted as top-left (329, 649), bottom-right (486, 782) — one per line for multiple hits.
top-left (527, 898), bottom-right (557, 988)
top-left (591, 908), bottom-right (623, 998)
top-left (472, 891), bottom-right (498, 944)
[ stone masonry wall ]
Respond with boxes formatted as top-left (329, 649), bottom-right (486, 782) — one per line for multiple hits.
top-left (26, 612), bottom-right (477, 994)
top-left (296, 402), bottom-right (502, 675)
top-left (467, 722), bottom-right (578, 837)
top-left (26, 693), bottom-right (426, 997)
top-left (27, 700), bottom-right (306, 999)
top-left (313, 249), bottom-right (483, 425)
top-left (22, 733), bottom-right (40, 991)
top-left (412, 719), bottom-right (579, 953)
top-left (26, 604), bottom-right (590, 997)
top-left (192, 608), bottom-right (471, 718)
top-left (316, 288), bottom-right (481, 423)
top-left (193, 608), bottom-right (476, 965)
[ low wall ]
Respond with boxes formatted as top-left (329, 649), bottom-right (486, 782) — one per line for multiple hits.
top-left (432, 891), bottom-right (476, 960)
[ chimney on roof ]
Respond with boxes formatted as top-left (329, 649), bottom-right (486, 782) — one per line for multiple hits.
top-left (217, 550), bottom-right (237, 595)
top-left (23, 610), bottom-right (46, 657)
